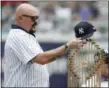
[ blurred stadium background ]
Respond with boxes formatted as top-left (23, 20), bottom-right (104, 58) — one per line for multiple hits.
top-left (1, 1), bottom-right (108, 87)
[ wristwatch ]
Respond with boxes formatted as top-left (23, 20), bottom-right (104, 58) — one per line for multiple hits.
top-left (64, 44), bottom-right (69, 52)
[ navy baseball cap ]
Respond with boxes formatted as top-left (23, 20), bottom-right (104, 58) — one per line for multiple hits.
top-left (104, 50), bottom-right (109, 64)
top-left (74, 21), bottom-right (96, 39)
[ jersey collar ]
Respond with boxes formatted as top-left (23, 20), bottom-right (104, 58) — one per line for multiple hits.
top-left (11, 24), bottom-right (35, 37)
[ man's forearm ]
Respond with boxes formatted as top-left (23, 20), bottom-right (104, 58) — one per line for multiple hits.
top-left (43, 44), bottom-right (68, 59)
top-left (32, 44), bottom-right (68, 64)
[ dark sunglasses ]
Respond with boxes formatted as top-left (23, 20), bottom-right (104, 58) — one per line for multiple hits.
top-left (22, 15), bottom-right (39, 22)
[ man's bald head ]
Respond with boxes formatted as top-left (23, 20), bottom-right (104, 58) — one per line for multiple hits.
top-left (15, 3), bottom-right (39, 34)
top-left (16, 3), bottom-right (38, 17)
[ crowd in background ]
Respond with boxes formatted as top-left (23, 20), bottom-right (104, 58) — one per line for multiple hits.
top-left (2, 1), bottom-right (107, 34)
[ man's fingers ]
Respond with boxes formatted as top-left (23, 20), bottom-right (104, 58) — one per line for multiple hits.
top-left (77, 39), bottom-right (82, 43)
top-left (78, 39), bottom-right (87, 44)
top-left (77, 40), bottom-right (86, 48)
top-left (82, 40), bottom-right (87, 44)
top-left (78, 43), bottom-right (83, 48)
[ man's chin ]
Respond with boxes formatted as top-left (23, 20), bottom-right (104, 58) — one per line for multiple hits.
top-left (32, 29), bottom-right (36, 33)
top-left (31, 27), bottom-right (36, 33)
top-left (29, 28), bottom-right (36, 34)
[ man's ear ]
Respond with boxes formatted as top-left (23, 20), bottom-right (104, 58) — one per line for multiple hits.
top-left (19, 16), bottom-right (23, 22)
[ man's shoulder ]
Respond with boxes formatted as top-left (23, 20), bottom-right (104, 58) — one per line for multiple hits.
top-left (11, 29), bottom-right (28, 35)
top-left (9, 29), bottom-right (31, 39)
top-left (7, 29), bottom-right (37, 44)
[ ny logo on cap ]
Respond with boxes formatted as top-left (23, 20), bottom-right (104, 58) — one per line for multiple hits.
top-left (79, 28), bottom-right (84, 34)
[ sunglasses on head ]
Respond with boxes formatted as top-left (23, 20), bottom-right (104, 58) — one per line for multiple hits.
top-left (22, 15), bottom-right (39, 22)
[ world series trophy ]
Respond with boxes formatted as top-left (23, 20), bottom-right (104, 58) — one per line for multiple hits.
top-left (67, 21), bottom-right (107, 87)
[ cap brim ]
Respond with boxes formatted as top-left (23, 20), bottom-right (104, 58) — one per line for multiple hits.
top-left (80, 33), bottom-right (94, 40)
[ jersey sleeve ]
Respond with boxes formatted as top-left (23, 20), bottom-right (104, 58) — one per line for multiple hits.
top-left (13, 34), bottom-right (43, 64)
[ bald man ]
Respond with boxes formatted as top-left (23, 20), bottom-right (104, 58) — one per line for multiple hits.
top-left (4, 3), bottom-right (85, 87)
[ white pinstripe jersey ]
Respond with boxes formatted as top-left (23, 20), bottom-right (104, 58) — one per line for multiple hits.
top-left (4, 26), bottom-right (49, 87)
